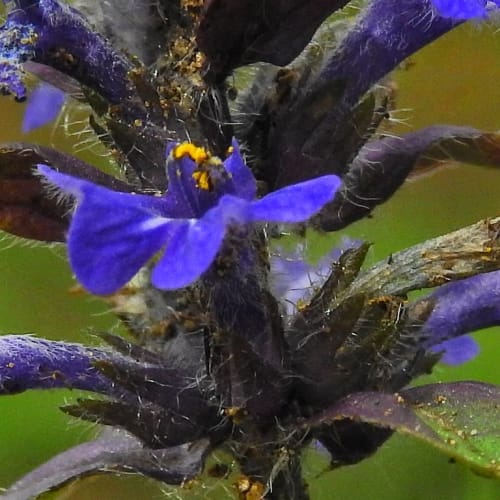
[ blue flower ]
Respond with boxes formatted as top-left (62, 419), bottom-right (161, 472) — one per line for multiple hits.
top-left (432, 0), bottom-right (500, 19)
top-left (39, 140), bottom-right (341, 294)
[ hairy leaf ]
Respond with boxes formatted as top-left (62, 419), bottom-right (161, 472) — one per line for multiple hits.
top-left (339, 216), bottom-right (500, 300)
top-left (306, 382), bottom-right (500, 478)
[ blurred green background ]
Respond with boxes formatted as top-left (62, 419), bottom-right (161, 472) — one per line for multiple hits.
top-left (0, 20), bottom-right (499, 500)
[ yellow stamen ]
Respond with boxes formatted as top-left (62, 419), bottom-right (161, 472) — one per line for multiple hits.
top-left (173, 142), bottom-right (210, 164)
top-left (192, 170), bottom-right (212, 191)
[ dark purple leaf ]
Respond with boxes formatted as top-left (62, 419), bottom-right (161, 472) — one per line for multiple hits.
top-left (219, 334), bottom-right (290, 422)
top-left (197, 0), bottom-right (349, 81)
top-left (315, 421), bottom-right (393, 467)
top-left (92, 357), bottom-right (217, 429)
top-left (62, 398), bottom-right (213, 448)
top-left (23, 60), bottom-right (82, 96)
top-left (0, 142), bottom-right (132, 241)
top-left (267, 84), bottom-right (384, 189)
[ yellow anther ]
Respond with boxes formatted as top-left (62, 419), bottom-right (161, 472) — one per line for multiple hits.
top-left (192, 170), bottom-right (212, 191)
top-left (173, 142), bottom-right (210, 164)
top-left (236, 476), bottom-right (265, 500)
top-left (227, 145), bottom-right (234, 155)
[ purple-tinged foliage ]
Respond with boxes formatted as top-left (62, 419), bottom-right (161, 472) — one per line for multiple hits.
top-left (0, 0), bottom-right (499, 497)
top-left (308, 382), bottom-right (500, 478)
top-left (39, 140), bottom-right (340, 294)
top-left (22, 82), bottom-right (65, 132)
top-left (3, 432), bottom-right (209, 499)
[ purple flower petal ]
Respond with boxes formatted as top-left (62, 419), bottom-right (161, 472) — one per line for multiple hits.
top-left (249, 175), bottom-right (341, 223)
top-left (423, 271), bottom-right (500, 343)
top-left (165, 141), bottom-right (256, 215)
top-left (0, 334), bottom-right (115, 394)
top-left (421, 270), bottom-right (500, 363)
top-left (431, 0), bottom-right (491, 19)
top-left (431, 336), bottom-right (480, 365)
top-left (22, 82), bottom-right (66, 132)
top-left (223, 139), bottom-right (257, 201)
top-left (38, 165), bottom-right (174, 295)
top-left (152, 210), bottom-right (227, 290)
top-left (165, 151), bottom-right (204, 217)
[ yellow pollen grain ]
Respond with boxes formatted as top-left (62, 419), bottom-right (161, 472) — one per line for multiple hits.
top-left (173, 142), bottom-right (210, 164)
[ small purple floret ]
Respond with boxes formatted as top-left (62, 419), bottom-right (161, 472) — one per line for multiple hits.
top-left (22, 82), bottom-right (66, 132)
